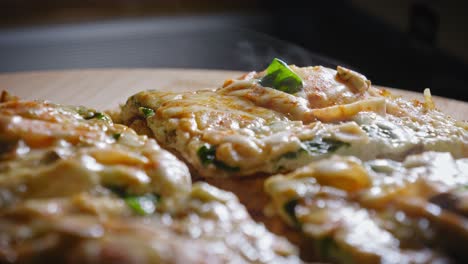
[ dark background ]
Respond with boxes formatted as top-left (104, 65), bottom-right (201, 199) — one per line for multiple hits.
top-left (0, 0), bottom-right (467, 100)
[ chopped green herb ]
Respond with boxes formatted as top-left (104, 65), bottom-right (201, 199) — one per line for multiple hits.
top-left (93, 112), bottom-right (107, 120)
top-left (112, 133), bottom-right (121, 140)
top-left (259, 58), bottom-right (303, 94)
top-left (84, 112), bottom-right (110, 121)
top-left (213, 160), bottom-right (241, 172)
top-left (106, 186), bottom-right (160, 216)
top-left (284, 199), bottom-right (301, 227)
top-left (197, 145), bottom-right (240, 172)
top-left (197, 145), bottom-right (216, 166)
top-left (302, 138), bottom-right (350, 155)
top-left (362, 124), bottom-right (395, 139)
top-left (76, 107), bottom-right (95, 119)
top-left (124, 193), bottom-right (160, 216)
top-left (139, 107), bottom-right (155, 118)
top-left (279, 138), bottom-right (348, 161)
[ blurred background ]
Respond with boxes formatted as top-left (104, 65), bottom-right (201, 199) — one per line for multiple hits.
top-left (0, 0), bottom-right (467, 100)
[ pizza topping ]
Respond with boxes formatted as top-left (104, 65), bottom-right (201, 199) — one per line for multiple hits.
top-left (112, 133), bottom-right (121, 140)
top-left (266, 152), bottom-right (468, 262)
top-left (115, 63), bottom-right (468, 263)
top-left (276, 156), bottom-right (371, 193)
top-left (121, 84), bottom-right (467, 179)
top-left (259, 58), bottom-right (304, 94)
top-left (423, 88), bottom-right (435, 110)
top-left (197, 145), bottom-right (217, 166)
top-left (220, 80), bottom-right (314, 122)
top-left (328, 121), bottom-right (369, 143)
top-left (107, 185), bottom-right (160, 215)
top-left (83, 111), bottom-right (110, 121)
top-left (124, 193), bottom-right (160, 215)
top-left (336, 66), bottom-right (371, 93)
top-left (139, 106), bottom-right (155, 118)
top-left (197, 145), bottom-right (240, 172)
top-left (75, 107), bottom-right (112, 122)
top-left (0, 99), bottom-right (301, 263)
top-left (311, 97), bottom-right (387, 122)
top-left (190, 182), bottom-right (236, 203)
top-left (301, 138), bottom-right (350, 155)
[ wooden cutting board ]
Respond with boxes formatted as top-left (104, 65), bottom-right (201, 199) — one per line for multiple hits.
top-left (1, 69), bottom-right (467, 121)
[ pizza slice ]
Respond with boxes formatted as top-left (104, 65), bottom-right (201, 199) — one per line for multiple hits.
top-left (119, 59), bottom-right (467, 222)
top-left (120, 59), bottom-right (467, 180)
top-left (117, 60), bottom-right (467, 263)
top-left (0, 95), bottom-right (300, 263)
top-left (265, 151), bottom-right (468, 263)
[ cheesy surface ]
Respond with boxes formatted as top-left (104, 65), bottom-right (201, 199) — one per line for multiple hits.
top-left (118, 63), bottom-right (468, 263)
top-left (265, 152), bottom-right (468, 263)
top-left (5, 62), bottom-right (465, 263)
top-left (120, 65), bottom-right (467, 179)
top-left (0, 99), bottom-right (300, 263)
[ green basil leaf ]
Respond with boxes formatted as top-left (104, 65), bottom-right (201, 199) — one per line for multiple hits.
top-left (106, 186), bottom-right (160, 216)
top-left (213, 160), bottom-right (241, 172)
top-left (197, 145), bottom-right (240, 172)
top-left (361, 124), bottom-right (395, 139)
top-left (279, 138), bottom-right (349, 161)
top-left (112, 133), bottom-right (121, 140)
top-left (138, 107), bottom-right (155, 118)
top-left (302, 138), bottom-right (350, 155)
top-left (197, 145), bottom-right (216, 166)
top-left (259, 58), bottom-right (303, 94)
top-left (124, 193), bottom-right (160, 216)
top-left (84, 112), bottom-right (110, 121)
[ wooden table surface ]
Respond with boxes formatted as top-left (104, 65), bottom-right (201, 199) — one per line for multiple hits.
top-left (1, 69), bottom-right (467, 121)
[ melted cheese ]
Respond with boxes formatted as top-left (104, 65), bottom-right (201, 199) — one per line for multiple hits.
top-left (0, 99), bottom-right (300, 263)
top-left (265, 152), bottom-right (468, 263)
top-left (120, 65), bottom-right (467, 179)
top-left (117, 64), bottom-right (468, 263)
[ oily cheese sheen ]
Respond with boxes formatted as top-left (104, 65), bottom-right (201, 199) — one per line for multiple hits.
top-left (120, 65), bottom-right (467, 179)
top-left (2, 60), bottom-right (467, 264)
top-left (265, 152), bottom-right (468, 263)
top-left (119, 61), bottom-right (468, 263)
top-left (0, 95), bottom-right (300, 263)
